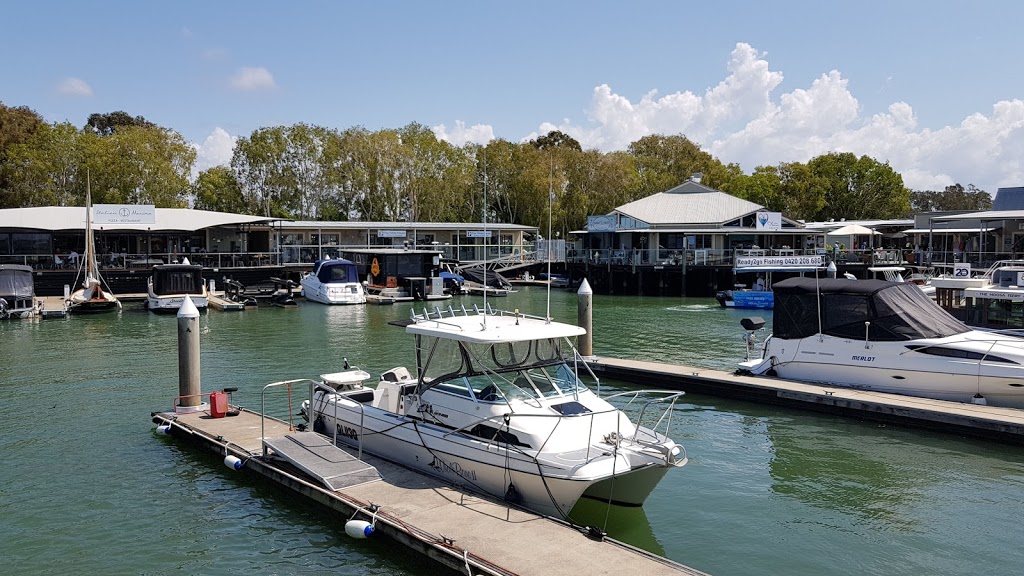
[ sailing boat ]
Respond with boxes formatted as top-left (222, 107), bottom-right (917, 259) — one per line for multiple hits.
top-left (67, 175), bottom-right (120, 314)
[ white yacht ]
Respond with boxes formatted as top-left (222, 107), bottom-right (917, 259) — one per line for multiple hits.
top-left (146, 259), bottom-right (208, 313)
top-left (738, 277), bottom-right (1024, 408)
top-left (302, 305), bottom-right (687, 518)
top-left (300, 258), bottom-right (366, 305)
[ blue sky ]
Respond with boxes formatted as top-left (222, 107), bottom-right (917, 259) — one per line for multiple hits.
top-left (4, 2), bottom-right (1024, 194)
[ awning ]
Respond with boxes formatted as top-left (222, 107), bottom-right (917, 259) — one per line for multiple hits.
top-left (901, 227), bottom-right (997, 234)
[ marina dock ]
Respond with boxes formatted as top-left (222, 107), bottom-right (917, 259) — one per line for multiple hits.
top-left (152, 407), bottom-right (706, 576)
top-left (588, 357), bottom-right (1024, 444)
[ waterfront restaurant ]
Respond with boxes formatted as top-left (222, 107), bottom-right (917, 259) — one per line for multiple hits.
top-left (566, 177), bottom-right (814, 295)
top-left (0, 206), bottom-right (540, 270)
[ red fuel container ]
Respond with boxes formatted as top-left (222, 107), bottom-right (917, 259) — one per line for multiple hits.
top-left (210, 391), bottom-right (228, 418)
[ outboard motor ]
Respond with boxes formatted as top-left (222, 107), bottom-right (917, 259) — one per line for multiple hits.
top-left (740, 317), bottom-right (766, 362)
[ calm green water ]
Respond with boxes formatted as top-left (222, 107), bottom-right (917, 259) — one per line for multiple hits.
top-left (1, 288), bottom-right (1022, 575)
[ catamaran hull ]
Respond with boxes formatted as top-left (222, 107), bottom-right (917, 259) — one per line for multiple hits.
top-left (582, 464), bottom-right (672, 506)
top-left (311, 403), bottom-right (622, 517)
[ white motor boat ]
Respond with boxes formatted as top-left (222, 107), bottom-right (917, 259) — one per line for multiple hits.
top-left (0, 264), bottom-right (41, 319)
top-left (300, 258), bottom-right (366, 305)
top-left (146, 259), bottom-right (208, 313)
top-left (738, 277), bottom-right (1024, 408)
top-left (301, 306), bottom-right (687, 518)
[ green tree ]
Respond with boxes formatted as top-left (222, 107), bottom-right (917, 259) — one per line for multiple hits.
top-left (84, 111), bottom-right (156, 136)
top-left (231, 126), bottom-right (294, 217)
top-left (193, 166), bottom-right (245, 213)
top-left (530, 130), bottom-right (582, 152)
top-left (909, 183), bottom-right (992, 213)
top-left (0, 102), bottom-right (46, 208)
top-left (627, 134), bottom-right (721, 194)
top-left (778, 161), bottom-right (825, 220)
top-left (84, 125), bottom-right (194, 206)
top-left (3, 122), bottom-right (86, 207)
top-left (808, 152), bottom-right (908, 220)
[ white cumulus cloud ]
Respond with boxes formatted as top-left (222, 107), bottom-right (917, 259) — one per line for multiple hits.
top-left (229, 67), bottom-right (277, 91)
top-left (432, 121), bottom-right (495, 147)
top-left (532, 42), bottom-right (1024, 193)
top-left (190, 127), bottom-right (237, 180)
top-left (56, 77), bottom-right (93, 97)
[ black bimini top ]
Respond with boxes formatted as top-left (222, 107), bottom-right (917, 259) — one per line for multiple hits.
top-left (771, 277), bottom-right (970, 341)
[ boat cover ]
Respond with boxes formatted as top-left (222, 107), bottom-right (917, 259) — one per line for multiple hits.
top-left (314, 259), bottom-right (359, 284)
top-left (152, 265), bottom-right (204, 295)
top-left (0, 265), bottom-right (34, 298)
top-left (771, 277), bottom-right (969, 341)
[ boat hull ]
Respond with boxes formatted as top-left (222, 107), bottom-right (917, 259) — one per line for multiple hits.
top-left (300, 278), bottom-right (366, 305)
top-left (312, 402), bottom-right (595, 517)
top-left (147, 294), bottom-right (209, 313)
top-left (756, 335), bottom-right (1024, 408)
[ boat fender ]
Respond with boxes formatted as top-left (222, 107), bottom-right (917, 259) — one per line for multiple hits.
top-left (224, 455), bottom-right (244, 470)
top-left (504, 482), bottom-right (522, 504)
top-left (156, 424), bottom-right (172, 434)
top-left (344, 520), bottom-right (374, 539)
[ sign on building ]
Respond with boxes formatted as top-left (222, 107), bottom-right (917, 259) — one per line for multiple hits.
top-left (466, 230), bottom-right (492, 238)
top-left (587, 215), bottom-right (617, 232)
top-left (92, 204), bottom-right (156, 225)
top-left (377, 229), bottom-right (407, 238)
top-left (755, 211), bottom-right (782, 231)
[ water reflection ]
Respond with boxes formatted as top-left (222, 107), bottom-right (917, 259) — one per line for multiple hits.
top-left (568, 499), bottom-right (665, 557)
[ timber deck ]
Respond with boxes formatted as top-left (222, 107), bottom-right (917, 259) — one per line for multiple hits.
top-left (152, 407), bottom-right (706, 576)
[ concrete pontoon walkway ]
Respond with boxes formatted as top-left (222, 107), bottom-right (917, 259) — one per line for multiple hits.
top-left (153, 408), bottom-right (705, 576)
top-left (589, 357), bottom-right (1024, 444)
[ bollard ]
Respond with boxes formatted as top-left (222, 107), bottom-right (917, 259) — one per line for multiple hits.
top-left (177, 294), bottom-right (202, 410)
top-left (577, 278), bottom-right (594, 360)
top-left (827, 261), bottom-right (837, 279)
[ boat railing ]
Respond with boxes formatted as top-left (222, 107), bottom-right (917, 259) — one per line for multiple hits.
top-left (410, 302), bottom-right (557, 325)
top-left (260, 378), bottom-right (318, 455)
top-left (310, 380), bottom-right (370, 461)
top-left (600, 390), bottom-right (687, 458)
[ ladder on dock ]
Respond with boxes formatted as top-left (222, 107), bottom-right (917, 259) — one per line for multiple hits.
top-left (262, 432), bottom-right (381, 491)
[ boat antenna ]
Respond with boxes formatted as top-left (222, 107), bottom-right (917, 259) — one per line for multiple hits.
top-left (481, 150), bottom-right (488, 330)
top-left (546, 154), bottom-right (553, 323)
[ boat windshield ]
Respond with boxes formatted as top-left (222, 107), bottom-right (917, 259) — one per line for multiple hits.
top-left (417, 335), bottom-right (587, 400)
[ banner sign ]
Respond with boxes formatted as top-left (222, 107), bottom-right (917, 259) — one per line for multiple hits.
top-left (953, 263), bottom-right (971, 278)
top-left (377, 229), bottom-right (406, 238)
top-left (466, 230), bottom-right (492, 238)
top-left (755, 211), bottom-right (782, 231)
top-left (735, 255), bottom-right (823, 269)
top-left (587, 214), bottom-right (618, 232)
top-left (92, 204), bottom-right (156, 225)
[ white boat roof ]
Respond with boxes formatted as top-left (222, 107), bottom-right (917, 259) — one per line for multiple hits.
top-left (406, 313), bottom-right (585, 343)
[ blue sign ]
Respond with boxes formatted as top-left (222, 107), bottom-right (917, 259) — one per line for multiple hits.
top-left (733, 291), bottom-right (774, 309)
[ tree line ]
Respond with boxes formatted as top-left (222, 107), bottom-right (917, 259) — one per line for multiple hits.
top-left (0, 101), bottom-right (992, 234)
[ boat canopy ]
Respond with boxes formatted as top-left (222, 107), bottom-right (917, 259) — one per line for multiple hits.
top-left (771, 277), bottom-right (969, 341)
top-left (152, 264), bottom-right (204, 296)
top-left (314, 259), bottom-right (359, 284)
top-left (0, 265), bottom-right (34, 298)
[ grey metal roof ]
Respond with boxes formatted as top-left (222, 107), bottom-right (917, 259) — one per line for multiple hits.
top-left (614, 180), bottom-right (767, 225)
top-left (994, 187), bottom-right (1024, 211)
top-left (0, 206), bottom-right (282, 232)
top-left (280, 220), bottom-right (536, 231)
top-left (933, 209), bottom-right (1024, 220)
top-left (802, 219), bottom-right (914, 230)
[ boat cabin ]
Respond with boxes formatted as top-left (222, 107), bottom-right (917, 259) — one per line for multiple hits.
top-left (151, 264), bottom-right (206, 296)
top-left (0, 264), bottom-right (37, 318)
top-left (771, 277), bottom-right (968, 341)
top-left (311, 258), bottom-right (360, 284)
